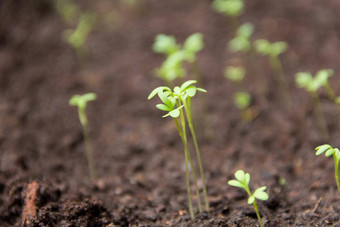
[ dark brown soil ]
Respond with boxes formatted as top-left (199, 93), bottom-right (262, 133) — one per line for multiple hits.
top-left (1, 0), bottom-right (340, 226)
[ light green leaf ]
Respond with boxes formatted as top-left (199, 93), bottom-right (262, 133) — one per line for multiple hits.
top-left (325, 148), bottom-right (335, 157)
top-left (156, 104), bottom-right (171, 111)
top-left (235, 170), bottom-right (246, 182)
top-left (197, 88), bottom-right (207, 93)
top-left (245, 173), bottom-right (250, 185)
top-left (254, 191), bottom-right (269, 201)
top-left (248, 195), bottom-right (255, 204)
top-left (169, 109), bottom-right (180, 118)
top-left (181, 80), bottom-right (197, 90)
top-left (186, 86), bottom-right (197, 97)
top-left (315, 144), bottom-right (332, 156)
top-left (183, 33), bottom-right (204, 55)
top-left (158, 90), bottom-right (174, 109)
top-left (152, 34), bottom-right (179, 55)
top-left (228, 180), bottom-right (244, 188)
top-left (148, 87), bottom-right (162, 100)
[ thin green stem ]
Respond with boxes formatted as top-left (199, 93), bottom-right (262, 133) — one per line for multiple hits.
top-left (79, 111), bottom-right (96, 182)
top-left (244, 186), bottom-right (263, 227)
top-left (174, 118), bottom-right (194, 220)
top-left (178, 100), bottom-right (203, 214)
top-left (269, 55), bottom-right (291, 108)
top-left (184, 98), bottom-right (209, 211)
top-left (334, 156), bottom-right (340, 196)
top-left (192, 60), bottom-right (202, 87)
top-left (311, 92), bottom-right (329, 141)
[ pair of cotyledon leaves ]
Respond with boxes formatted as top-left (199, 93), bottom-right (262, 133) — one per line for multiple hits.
top-left (295, 69), bottom-right (333, 93)
top-left (254, 39), bottom-right (288, 57)
top-left (228, 170), bottom-right (269, 204)
top-left (148, 80), bottom-right (206, 118)
top-left (212, 0), bottom-right (244, 17)
top-left (153, 34), bottom-right (204, 82)
top-left (228, 23), bottom-right (254, 53)
top-left (315, 144), bottom-right (340, 160)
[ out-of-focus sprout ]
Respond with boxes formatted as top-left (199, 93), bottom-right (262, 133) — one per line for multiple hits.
top-left (228, 23), bottom-right (254, 53)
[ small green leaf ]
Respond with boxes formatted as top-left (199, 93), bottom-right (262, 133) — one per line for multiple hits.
top-left (325, 148), bottom-right (335, 157)
top-left (254, 191), bottom-right (269, 201)
top-left (158, 90), bottom-right (174, 109)
top-left (197, 88), bottom-right (207, 93)
top-left (186, 86), bottom-right (197, 97)
top-left (235, 170), bottom-right (246, 182)
top-left (183, 33), bottom-right (204, 55)
top-left (180, 80), bottom-right (197, 90)
top-left (315, 144), bottom-right (332, 156)
top-left (148, 87), bottom-right (162, 100)
top-left (245, 173), bottom-right (250, 185)
top-left (169, 109), bottom-right (180, 118)
top-left (248, 195), bottom-right (255, 204)
top-left (156, 104), bottom-right (171, 111)
top-left (228, 180), bottom-right (244, 188)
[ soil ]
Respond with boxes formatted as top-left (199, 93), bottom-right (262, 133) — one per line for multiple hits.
top-left (1, 0), bottom-right (340, 226)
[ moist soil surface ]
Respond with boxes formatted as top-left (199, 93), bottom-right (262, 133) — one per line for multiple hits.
top-left (1, 0), bottom-right (340, 226)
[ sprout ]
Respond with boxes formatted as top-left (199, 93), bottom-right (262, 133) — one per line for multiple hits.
top-left (55, 0), bottom-right (80, 24)
top-left (315, 144), bottom-right (340, 195)
top-left (295, 70), bottom-right (332, 141)
top-left (234, 91), bottom-right (251, 110)
top-left (152, 33), bottom-right (204, 85)
top-left (228, 23), bottom-right (254, 53)
top-left (69, 93), bottom-right (97, 181)
top-left (228, 170), bottom-right (269, 227)
top-left (211, 0), bottom-right (244, 17)
top-left (148, 80), bottom-right (208, 219)
top-left (254, 39), bottom-right (291, 107)
top-left (63, 12), bottom-right (97, 63)
top-left (225, 66), bottom-right (246, 82)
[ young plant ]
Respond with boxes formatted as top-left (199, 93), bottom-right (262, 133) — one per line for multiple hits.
top-left (55, 0), bottom-right (80, 24)
top-left (315, 144), bottom-right (340, 195)
top-left (152, 33), bottom-right (204, 85)
top-left (234, 92), bottom-right (253, 123)
top-left (224, 66), bottom-right (246, 89)
top-left (148, 80), bottom-right (209, 219)
top-left (295, 70), bottom-right (330, 141)
top-left (69, 93), bottom-right (97, 181)
top-left (64, 12), bottom-right (97, 63)
top-left (254, 39), bottom-right (291, 107)
top-left (211, 0), bottom-right (244, 19)
top-left (228, 23), bottom-right (254, 54)
top-left (228, 170), bottom-right (269, 227)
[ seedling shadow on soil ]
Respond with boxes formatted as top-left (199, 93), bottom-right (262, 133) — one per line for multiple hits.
top-left (1, 0), bottom-right (340, 226)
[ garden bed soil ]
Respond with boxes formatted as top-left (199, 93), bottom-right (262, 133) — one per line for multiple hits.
top-left (1, 0), bottom-right (340, 226)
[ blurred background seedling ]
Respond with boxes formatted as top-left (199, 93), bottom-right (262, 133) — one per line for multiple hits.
top-left (69, 93), bottom-right (97, 182)
top-left (228, 170), bottom-right (269, 227)
top-left (63, 12), bottom-right (97, 65)
top-left (254, 39), bottom-right (291, 107)
top-left (295, 70), bottom-right (331, 141)
top-left (152, 33), bottom-right (204, 86)
top-left (148, 80), bottom-right (209, 219)
top-left (55, 0), bottom-right (80, 25)
top-left (315, 144), bottom-right (340, 195)
top-left (234, 92), bottom-right (253, 123)
top-left (211, 0), bottom-right (244, 26)
top-left (228, 23), bottom-right (254, 54)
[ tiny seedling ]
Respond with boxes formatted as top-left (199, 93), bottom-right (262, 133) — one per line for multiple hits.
top-left (224, 66), bottom-right (246, 87)
top-left (211, 0), bottom-right (244, 20)
top-left (234, 92), bottom-right (253, 123)
top-left (148, 80), bottom-right (208, 219)
top-left (315, 144), bottom-right (340, 195)
top-left (69, 93), bottom-right (97, 181)
top-left (225, 66), bottom-right (253, 122)
top-left (152, 33), bottom-right (204, 85)
top-left (64, 12), bottom-right (97, 64)
top-left (228, 170), bottom-right (269, 227)
top-left (254, 39), bottom-right (291, 107)
top-left (295, 70), bottom-right (331, 141)
top-left (228, 23), bottom-right (254, 53)
top-left (55, 0), bottom-right (80, 24)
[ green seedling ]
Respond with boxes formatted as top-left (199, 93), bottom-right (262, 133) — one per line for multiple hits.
top-left (64, 12), bottom-right (97, 63)
top-left (152, 33), bottom-right (204, 85)
top-left (315, 144), bottom-right (340, 195)
top-left (69, 93), bottom-right (97, 181)
top-left (295, 70), bottom-right (331, 141)
top-left (228, 170), bottom-right (269, 227)
top-left (228, 23), bottom-right (254, 53)
top-left (234, 92), bottom-right (253, 123)
top-left (148, 80), bottom-right (208, 219)
top-left (254, 39), bottom-right (291, 107)
top-left (225, 66), bottom-right (245, 86)
top-left (55, 0), bottom-right (80, 24)
top-left (211, 0), bottom-right (244, 18)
